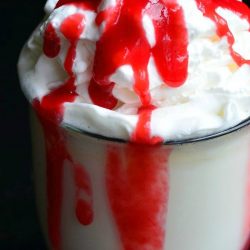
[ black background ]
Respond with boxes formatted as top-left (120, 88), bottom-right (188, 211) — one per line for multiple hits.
top-left (1, 0), bottom-right (250, 249)
top-left (1, 1), bottom-right (47, 249)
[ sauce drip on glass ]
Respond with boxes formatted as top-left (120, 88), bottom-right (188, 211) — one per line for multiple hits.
top-left (35, 12), bottom-right (94, 250)
top-left (106, 145), bottom-right (171, 250)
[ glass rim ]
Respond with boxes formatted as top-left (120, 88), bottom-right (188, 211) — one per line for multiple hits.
top-left (64, 117), bottom-right (250, 145)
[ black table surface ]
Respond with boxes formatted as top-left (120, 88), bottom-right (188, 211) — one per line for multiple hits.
top-left (1, 0), bottom-right (250, 249)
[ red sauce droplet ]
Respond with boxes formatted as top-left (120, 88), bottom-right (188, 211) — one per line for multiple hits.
top-left (106, 144), bottom-right (171, 249)
top-left (88, 79), bottom-right (118, 109)
top-left (74, 165), bottom-right (93, 226)
top-left (43, 23), bottom-right (61, 58)
top-left (61, 13), bottom-right (85, 75)
top-left (195, 0), bottom-right (250, 66)
top-left (76, 200), bottom-right (94, 225)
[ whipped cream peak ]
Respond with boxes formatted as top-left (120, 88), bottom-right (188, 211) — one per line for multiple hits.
top-left (18, 0), bottom-right (250, 144)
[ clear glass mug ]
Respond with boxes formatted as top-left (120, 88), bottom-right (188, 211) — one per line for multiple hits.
top-left (31, 111), bottom-right (250, 250)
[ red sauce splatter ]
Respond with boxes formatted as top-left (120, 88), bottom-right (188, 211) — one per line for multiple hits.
top-left (106, 144), bottom-right (171, 249)
top-left (195, 0), bottom-right (250, 66)
top-left (43, 23), bottom-right (61, 58)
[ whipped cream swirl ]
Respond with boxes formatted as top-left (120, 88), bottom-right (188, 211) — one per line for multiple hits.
top-left (18, 0), bottom-right (250, 143)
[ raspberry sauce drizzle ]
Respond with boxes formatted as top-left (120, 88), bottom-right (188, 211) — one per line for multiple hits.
top-left (60, 13), bottom-right (85, 76)
top-left (91, 0), bottom-right (188, 144)
top-left (132, 106), bottom-right (163, 145)
top-left (88, 79), bottom-right (118, 109)
top-left (195, 0), bottom-right (250, 66)
top-left (55, 0), bottom-right (188, 144)
top-left (150, 1), bottom-right (189, 87)
top-left (43, 23), bottom-right (61, 58)
top-left (34, 12), bottom-right (94, 250)
top-left (106, 144), bottom-right (171, 250)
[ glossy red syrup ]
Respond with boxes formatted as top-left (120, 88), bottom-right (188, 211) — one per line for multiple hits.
top-left (92, 0), bottom-right (152, 106)
top-left (33, 99), bottom-right (68, 250)
top-left (106, 144), bottom-right (171, 250)
top-left (33, 78), bottom-right (76, 250)
top-left (60, 13), bottom-right (85, 76)
top-left (43, 23), bottom-right (61, 58)
top-left (150, 1), bottom-right (189, 87)
top-left (195, 0), bottom-right (250, 66)
top-left (88, 79), bottom-right (118, 109)
top-left (74, 164), bottom-right (93, 225)
top-left (132, 105), bottom-right (163, 145)
top-left (56, 0), bottom-right (102, 11)
top-left (91, 0), bottom-right (188, 143)
top-left (34, 12), bottom-right (93, 250)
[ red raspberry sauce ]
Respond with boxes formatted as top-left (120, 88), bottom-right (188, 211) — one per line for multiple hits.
top-left (106, 144), bottom-right (172, 250)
